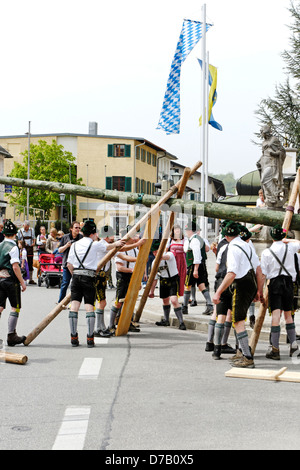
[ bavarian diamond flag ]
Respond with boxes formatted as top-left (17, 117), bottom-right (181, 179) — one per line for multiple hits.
top-left (157, 19), bottom-right (212, 135)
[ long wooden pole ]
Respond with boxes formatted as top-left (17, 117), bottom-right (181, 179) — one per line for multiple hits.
top-left (134, 166), bottom-right (194, 322)
top-left (2, 176), bottom-right (300, 230)
top-left (249, 168), bottom-right (300, 355)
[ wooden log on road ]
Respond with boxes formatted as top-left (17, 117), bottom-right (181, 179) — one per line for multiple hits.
top-left (0, 351), bottom-right (28, 365)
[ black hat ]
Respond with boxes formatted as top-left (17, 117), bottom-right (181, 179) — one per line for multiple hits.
top-left (239, 226), bottom-right (252, 241)
top-left (81, 219), bottom-right (97, 236)
top-left (100, 225), bottom-right (115, 238)
top-left (221, 221), bottom-right (240, 237)
top-left (151, 239), bottom-right (160, 251)
top-left (3, 219), bottom-right (18, 236)
top-left (270, 225), bottom-right (286, 241)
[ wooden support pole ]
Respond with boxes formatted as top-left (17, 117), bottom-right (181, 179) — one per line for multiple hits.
top-left (24, 296), bottom-right (71, 345)
top-left (134, 167), bottom-right (193, 322)
top-left (249, 168), bottom-right (300, 355)
top-left (0, 351), bottom-right (28, 365)
top-left (116, 210), bottom-right (161, 336)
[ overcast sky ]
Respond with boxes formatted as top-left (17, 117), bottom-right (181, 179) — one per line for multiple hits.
top-left (1, 0), bottom-right (292, 179)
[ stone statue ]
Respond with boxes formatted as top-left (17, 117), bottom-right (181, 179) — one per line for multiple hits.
top-left (256, 125), bottom-right (287, 209)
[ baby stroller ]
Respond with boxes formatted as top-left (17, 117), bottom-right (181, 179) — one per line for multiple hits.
top-left (37, 253), bottom-right (63, 288)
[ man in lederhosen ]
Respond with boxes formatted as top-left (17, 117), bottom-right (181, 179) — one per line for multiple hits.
top-left (182, 220), bottom-right (213, 315)
top-left (17, 221), bottom-right (36, 284)
top-left (261, 225), bottom-right (300, 360)
top-left (151, 240), bottom-right (186, 331)
top-left (0, 220), bottom-right (27, 348)
top-left (67, 220), bottom-right (125, 347)
top-left (213, 221), bottom-right (263, 368)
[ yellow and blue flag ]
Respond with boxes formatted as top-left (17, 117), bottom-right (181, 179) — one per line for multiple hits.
top-left (198, 59), bottom-right (222, 131)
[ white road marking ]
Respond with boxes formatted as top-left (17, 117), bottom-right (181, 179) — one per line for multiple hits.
top-left (52, 407), bottom-right (91, 450)
top-left (78, 358), bottom-right (103, 380)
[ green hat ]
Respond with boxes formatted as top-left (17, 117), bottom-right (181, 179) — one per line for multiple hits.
top-left (81, 219), bottom-right (97, 236)
top-left (3, 219), bottom-right (18, 236)
top-left (221, 221), bottom-right (240, 237)
top-left (100, 225), bottom-right (115, 238)
top-left (185, 220), bottom-right (200, 232)
top-left (151, 239), bottom-right (160, 251)
top-left (239, 226), bottom-right (252, 241)
top-left (270, 224), bottom-right (286, 241)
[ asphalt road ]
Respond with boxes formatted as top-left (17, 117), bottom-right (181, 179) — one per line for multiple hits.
top-left (1, 282), bottom-right (300, 451)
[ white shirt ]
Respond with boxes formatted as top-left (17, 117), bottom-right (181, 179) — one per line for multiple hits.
top-left (96, 239), bottom-right (111, 272)
top-left (153, 252), bottom-right (178, 279)
top-left (67, 237), bottom-right (105, 271)
top-left (227, 236), bottom-right (259, 279)
top-left (184, 235), bottom-right (202, 264)
top-left (261, 240), bottom-right (300, 282)
top-left (115, 247), bottom-right (139, 271)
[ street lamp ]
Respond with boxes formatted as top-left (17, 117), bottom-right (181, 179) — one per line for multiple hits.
top-left (170, 169), bottom-right (181, 185)
top-left (59, 193), bottom-right (65, 231)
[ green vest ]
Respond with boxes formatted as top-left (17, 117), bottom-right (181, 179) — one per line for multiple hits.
top-left (0, 240), bottom-right (18, 278)
top-left (186, 234), bottom-right (206, 267)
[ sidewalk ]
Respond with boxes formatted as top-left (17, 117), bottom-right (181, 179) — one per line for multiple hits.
top-left (137, 250), bottom-right (300, 345)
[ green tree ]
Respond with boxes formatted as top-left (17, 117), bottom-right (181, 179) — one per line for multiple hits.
top-left (8, 139), bottom-right (82, 219)
top-left (254, 1), bottom-right (300, 162)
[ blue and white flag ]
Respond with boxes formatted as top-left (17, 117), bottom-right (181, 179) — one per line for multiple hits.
top-left (157, 19), bottom-right (212, 135)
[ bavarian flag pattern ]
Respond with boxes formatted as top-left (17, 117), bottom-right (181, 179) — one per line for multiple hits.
top-left (157, 19), bottom-right (212, 135)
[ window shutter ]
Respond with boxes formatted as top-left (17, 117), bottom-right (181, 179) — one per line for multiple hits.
top-left (106, 176), bottom-right (112, 190)
top-left (125, 177), bottom-right (132, 192)
top-left (107, 144), bottom-right (113, 157)
top-left (125, 145), bottom-right (131, 158)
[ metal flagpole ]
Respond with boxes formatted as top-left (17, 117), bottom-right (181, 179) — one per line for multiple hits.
top-left (200, 3), bottom-right (207, 235)
top-left (204, 50), bottom-right (210, 238)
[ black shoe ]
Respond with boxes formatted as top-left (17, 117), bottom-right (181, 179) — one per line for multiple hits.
top-left (190, 300), bottom-right (197, 307)
top-left (290, 345), bottom-right (300, 358)
top-left (179, 322), bottom-right (186, 330)
top-left (182, 306), bottom-right (188, 315)
top-left (202, 306), bottom-right (214, 315)
top-left (205, 341), bottom-right (214, 352)
top-left (71, 333), bottom-right (79, 347)
top-left (129, 322), bottom-right (140, 332)
top-left (221, 343), bottom-right (236, 354)
top-left (155, 319), bottom-right (170, 326)
top-left (87, 335), bottom-right (95, 348)
top-left (7, 331), bottom-right (26, 347)
top-left (212, 345), bottom-right (222, 360)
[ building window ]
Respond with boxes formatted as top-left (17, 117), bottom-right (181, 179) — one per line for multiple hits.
top-left (106, 176), bottom-right (132, 192)
top-left (107, 144), bottom-right (131, 158)
top-left (152, 154), bottom-right (157, 167)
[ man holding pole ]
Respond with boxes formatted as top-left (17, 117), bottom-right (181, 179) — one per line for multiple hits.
top-left (213, 221), bottom-right (263, 368)
top-left (260, 225), bottom-right (300, 360)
